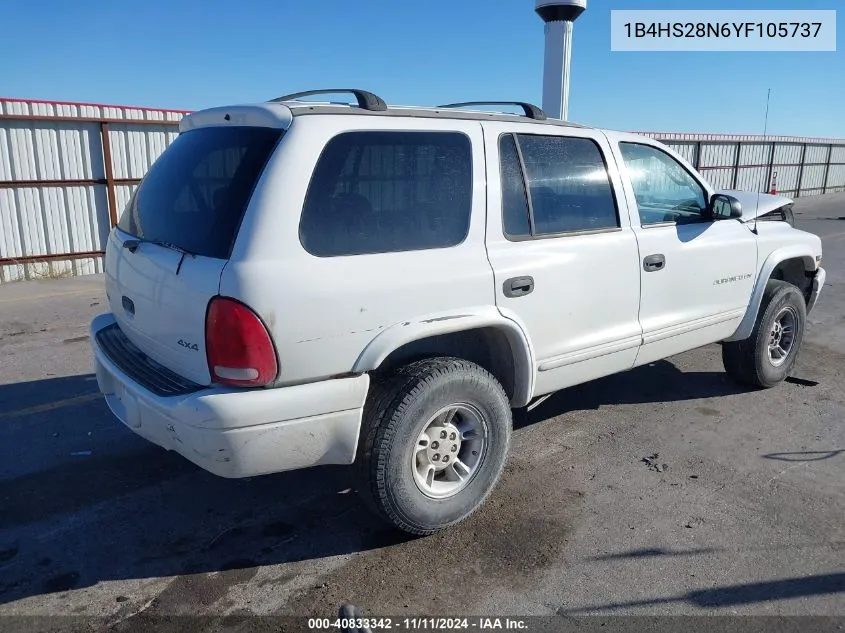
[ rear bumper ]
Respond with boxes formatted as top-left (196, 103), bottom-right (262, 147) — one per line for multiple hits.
top-left (90, 313), bottom-right (369, 478)
top-left (807, 267), bottom-right (826, 314)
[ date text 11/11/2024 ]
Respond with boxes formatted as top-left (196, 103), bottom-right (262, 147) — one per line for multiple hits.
top-left (307, 617), bottom-right (530, 630)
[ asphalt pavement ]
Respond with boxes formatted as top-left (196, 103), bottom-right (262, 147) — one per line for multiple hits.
top-left (0, 193), bottom-right (843, 626)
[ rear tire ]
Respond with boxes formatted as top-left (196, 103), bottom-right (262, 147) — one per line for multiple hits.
top-left (357, 357), bottom-right (512, 535)
top-left (722, 280), bottom-right (806, 388)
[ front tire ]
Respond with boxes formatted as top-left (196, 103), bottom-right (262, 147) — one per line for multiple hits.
top-left (722, 280), bottom-right (807, 388)
top-left (357, 358), bottom-right (512, 535)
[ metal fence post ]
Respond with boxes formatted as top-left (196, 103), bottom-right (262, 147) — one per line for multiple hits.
top-left (695, 141), bottom-right (702, 170)
top-left (795, 143), bottom-right (808, 198)
top-left (731, 141), bottom-right (741, 189)
top-left (100, 122), bottom-right (118, 227)
top-left (764, 141), bottom-right (776, 194)
top-left (822, 143), bottom-right (834, 195)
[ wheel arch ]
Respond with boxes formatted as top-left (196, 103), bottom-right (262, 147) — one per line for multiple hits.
top-left (725, 247), bottom-right (817, 343)
top-left (352, 307), bottom-right (536, 408)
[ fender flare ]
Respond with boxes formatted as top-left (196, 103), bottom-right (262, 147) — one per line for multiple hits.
top-left (352, 306), bottom-right (536, 408)
top-left (724, 246), bottom-right (816, 343)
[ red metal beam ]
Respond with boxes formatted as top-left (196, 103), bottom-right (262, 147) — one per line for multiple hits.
top-left (1, 96), bottom-right (191, 115)
top-left (101, 122), bottom-right (118, 226)
top-left (0, 251), bottom-right (105, 265)
top-left (636, 132), bottom-right (845, 145)
top-left (699, 162), bottom-right (842, 171)
top-left (0, 113), bottom-right (180, 126)
top-left (0, 177), bottom-right (141, 189)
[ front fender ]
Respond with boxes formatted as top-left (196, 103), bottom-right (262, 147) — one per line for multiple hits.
top-left (724, 245), bottom-right (817, 343)
top-left (352, 306), bottom-right (536, 407)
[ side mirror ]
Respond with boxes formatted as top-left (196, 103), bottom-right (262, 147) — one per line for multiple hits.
top-left (709, 194), bottom-right (742, 220)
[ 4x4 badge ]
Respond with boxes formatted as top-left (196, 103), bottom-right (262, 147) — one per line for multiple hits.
top-left (178, 339), bottom-right (199, 351)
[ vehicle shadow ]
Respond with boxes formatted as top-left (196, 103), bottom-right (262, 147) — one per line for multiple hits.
top-left (0, 374), bottom-right (415, 606)
top-left (591, 546), bottom-right (719, 561)
top-left (589, 541), bottom-right (845, 563)
top-left (0, 359), bottom-right (750, 606)
top-left (557, 572), bottom-right (845, 613)
top-left (515, 358), bottom-right (749, 429)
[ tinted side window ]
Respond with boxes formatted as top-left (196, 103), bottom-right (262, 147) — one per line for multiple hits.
top-left (517, 135), bottom-right (619, 235)
top-left (300, 132), bottom-right (472, 256)
top-left (618, 142), bottom-right (708, 225)
top-left (118, 126), bottom-right (282, 259)
top-left (499, 135), bottom-right (531, 237)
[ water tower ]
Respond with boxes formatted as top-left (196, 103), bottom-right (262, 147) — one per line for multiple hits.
top-left (535, 0), bottom-right (587, 120)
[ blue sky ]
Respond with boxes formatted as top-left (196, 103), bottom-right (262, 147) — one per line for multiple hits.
top-left (1, 0), bottom-right (842, 136)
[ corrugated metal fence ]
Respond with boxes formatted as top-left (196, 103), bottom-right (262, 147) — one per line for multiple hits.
top-left (638, 132), bottom-right (845, 199)
top-left (0, 98), bottom-right (185, 282)
top-left (1, 98), bottom-right (844, 283)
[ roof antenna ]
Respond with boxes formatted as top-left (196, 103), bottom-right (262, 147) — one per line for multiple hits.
top-left (753, 88), bottom-right (772, 235)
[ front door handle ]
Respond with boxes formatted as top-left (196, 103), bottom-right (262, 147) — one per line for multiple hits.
top-left (643, 254), bottom-right (666, 272)
top-left (503, 276), bottom-right (534, 298)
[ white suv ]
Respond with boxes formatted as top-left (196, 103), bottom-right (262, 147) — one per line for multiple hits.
top-left (90, 89), bottom-right (826, 534)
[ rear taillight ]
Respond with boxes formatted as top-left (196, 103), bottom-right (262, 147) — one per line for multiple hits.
top-left (205, 297), bottom-right (278, 387)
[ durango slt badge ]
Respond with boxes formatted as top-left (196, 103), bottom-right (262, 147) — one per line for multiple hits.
top-left (178, 339), bottom-right (199, 351)
top-left (714, 273), bottom-right (753, 286)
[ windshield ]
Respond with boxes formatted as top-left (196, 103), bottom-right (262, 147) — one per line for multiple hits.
top-left (117, 126), bottom-right (283, 259)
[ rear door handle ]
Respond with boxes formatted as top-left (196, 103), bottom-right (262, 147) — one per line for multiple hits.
top-left (643, 254), bottom-right (666, 272)
top-left (503, 276), bottom-right (534, 298)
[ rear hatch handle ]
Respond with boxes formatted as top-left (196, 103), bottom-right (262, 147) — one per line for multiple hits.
top-left (122, 238), bottom-right (197, 275)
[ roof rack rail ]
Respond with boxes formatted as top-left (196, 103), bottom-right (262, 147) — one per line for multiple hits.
top-left (437, 101), bottom-right (547, 121)
top-left (269, 89), bottom-right (387, 112)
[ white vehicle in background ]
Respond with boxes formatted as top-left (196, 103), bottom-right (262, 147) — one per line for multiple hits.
top-left (90, 89), bottom-right (825, 535)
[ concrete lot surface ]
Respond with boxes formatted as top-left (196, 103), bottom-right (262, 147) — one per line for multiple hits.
top-left (0, 194), bottom-right (843, 625)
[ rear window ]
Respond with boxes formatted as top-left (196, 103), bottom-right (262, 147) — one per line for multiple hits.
top-left (299, 131), bottom-right (472, 257)
top-left (117, 126), bottom-right (282, 259)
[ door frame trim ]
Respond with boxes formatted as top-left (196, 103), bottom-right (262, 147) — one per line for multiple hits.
top-left (642, 308), bottom-right (745, 345)
top-left (538, 335), bottom-right (642, 372)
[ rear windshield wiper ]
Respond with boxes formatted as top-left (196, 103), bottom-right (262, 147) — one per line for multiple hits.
top-left (122, 238), bottom-right (195, 257)
top-left (122, 238), bottom-right (197, 274)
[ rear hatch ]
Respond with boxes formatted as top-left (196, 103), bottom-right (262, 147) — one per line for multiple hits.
top-left (104, 125), bottom-right (283, 386)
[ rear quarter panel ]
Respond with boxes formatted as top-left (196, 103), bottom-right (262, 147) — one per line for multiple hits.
top-left (220, 115), bottom-right (494, 386)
